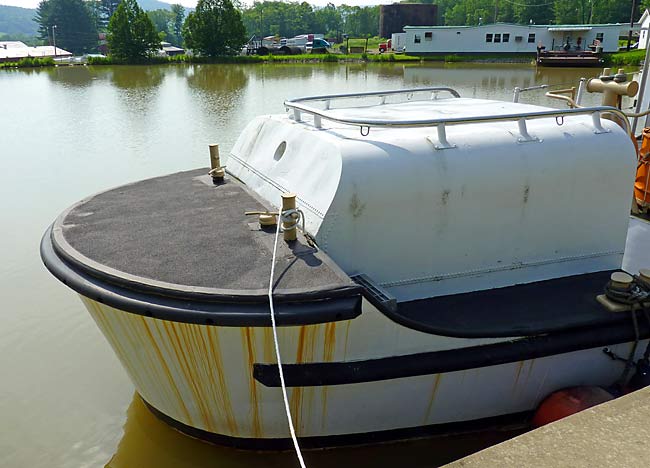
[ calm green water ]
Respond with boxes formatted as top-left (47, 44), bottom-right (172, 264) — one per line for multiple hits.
top-left (0, 63), bottom-right (607, 468)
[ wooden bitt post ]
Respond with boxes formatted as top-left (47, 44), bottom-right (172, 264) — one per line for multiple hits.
top-left (281, 192), bottom-right (297, 242)
top-left (208, 144), bottom-right (225, 184)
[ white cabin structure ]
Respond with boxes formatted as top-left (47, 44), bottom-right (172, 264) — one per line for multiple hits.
top-left (393, 23), bottom-right (627, 55)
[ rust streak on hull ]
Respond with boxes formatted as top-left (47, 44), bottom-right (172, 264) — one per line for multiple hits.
top-left (139, 316), bottom-right (193, 425)
top-left (423, 374), bottom-right (443, 424)
top-left (205, 325), bottom-right (239, 436)
top-left (165, 321), bottom-right (212, 429)
top-left (242, 328), bottom-right (262, 438)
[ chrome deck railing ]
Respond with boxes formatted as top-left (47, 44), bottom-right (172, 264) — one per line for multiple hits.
top-left (284, 88), bottom-right (629, 148)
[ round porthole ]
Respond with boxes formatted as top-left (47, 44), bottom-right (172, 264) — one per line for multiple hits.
top-left (273, 141), bottom-right (287, 161)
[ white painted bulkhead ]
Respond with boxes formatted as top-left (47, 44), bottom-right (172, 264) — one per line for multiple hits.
top-left (638, 10), bottom-right (649, 49)
top-left (397, 23), bottom-right (625, 55)
top-left (228, 97), bottom-right (637, 302)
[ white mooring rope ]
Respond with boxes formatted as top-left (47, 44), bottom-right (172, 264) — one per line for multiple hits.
top-left (268, 210), bottom-right (307, 468)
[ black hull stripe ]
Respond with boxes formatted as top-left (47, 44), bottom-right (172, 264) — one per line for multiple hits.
top-left (253, 318), bottom-right (650, 387)
top-left (143, 397), bottom-right (530, 450)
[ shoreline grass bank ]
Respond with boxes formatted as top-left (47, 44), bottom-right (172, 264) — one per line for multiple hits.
top-left (2, 50), bottom-right (644, 69)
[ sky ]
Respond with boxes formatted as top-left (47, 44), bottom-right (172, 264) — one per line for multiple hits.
top-left (1, 0), bottom-right (394, 9)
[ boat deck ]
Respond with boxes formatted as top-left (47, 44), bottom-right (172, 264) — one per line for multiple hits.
top-left (389, 217), bottom-right (650, 338)
top-left (43, 169), bottom-right (362, 325)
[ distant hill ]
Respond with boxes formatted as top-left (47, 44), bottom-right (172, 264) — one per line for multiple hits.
top-left (0, 1), bottom-right (193, 38)
top-left (0, 5), bottom-right (38, 36)
top-left (137, 0), bottom-right (194, 13)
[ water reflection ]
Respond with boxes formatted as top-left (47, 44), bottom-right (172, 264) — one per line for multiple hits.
top-left (247, 64), bottom-right (315, 81)
top-left (107, 394), bottom-right (524, 468)
top-left (185, 64), bottom-right (248, 94)
top-left (46, 65), bottom-right (97, 88)
top-left (107, 65), bottom-right (165, 89)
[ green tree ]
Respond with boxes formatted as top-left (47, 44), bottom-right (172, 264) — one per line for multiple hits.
top-left (98, 0), bottom-right (121, 30)
top-left (107, 0), bottom-right (159, 61)
top-left (314, 3), bottom-right (342, 39)
top-left (147, 8), bottom-right (173, 37)
top-left (183, 0), bottom-right (247, 56)
top-left (34, 0), bottom-right (98, 54)
top-left (170, 4), bottom-right (185, 45)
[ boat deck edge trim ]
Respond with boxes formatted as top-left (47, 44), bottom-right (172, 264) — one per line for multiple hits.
top-left (40, 227), bottom-right (362, 327)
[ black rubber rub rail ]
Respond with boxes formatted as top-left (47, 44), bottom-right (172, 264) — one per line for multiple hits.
top-left (253, 316), bottom-right (650, 387)
top-left (41, 226), bottom-right (362, 327)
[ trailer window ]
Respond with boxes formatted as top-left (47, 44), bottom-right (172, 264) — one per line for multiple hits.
top-left (596, 32), bottom-right (604, 42)
top-left (528, 33), bottom-right (536, 43)
top-left (503, 33), bottom-right (510, 43)
top-left (486, 33), bottom-right (493, 43)
top-left (494, 33), bottom-right (501, 43)
top-left (425, 32), bottom-right (432, 41)
top-left (414, 34), bottom-right (421, 44)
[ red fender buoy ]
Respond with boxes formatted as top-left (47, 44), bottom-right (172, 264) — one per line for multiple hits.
top-left (532, 386), bottom-right (614, 428)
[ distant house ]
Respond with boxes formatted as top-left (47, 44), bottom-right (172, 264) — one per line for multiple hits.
top-left (393, 23), bottom-right (629, 55)
top-left (160, 42), bottom-right (184, 57)
top-left (0, 41), bottom-right (73, 62)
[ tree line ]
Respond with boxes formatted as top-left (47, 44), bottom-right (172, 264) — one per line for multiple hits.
top-left (31, 0), bottom-right (650, 60)
top-left (430, 0), bottom-right (640, 27)
top-left (240, 3), bottom-right (379, 41)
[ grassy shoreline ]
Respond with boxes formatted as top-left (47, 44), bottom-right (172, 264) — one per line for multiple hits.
top-left (2, 49), bottom-right (645, 69)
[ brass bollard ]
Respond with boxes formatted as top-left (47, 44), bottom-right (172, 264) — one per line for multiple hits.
top-left (587, 68), bottom-right (639, 108)
top-left (610, 271), bottom-right (633, 291)
top-left (281, 192), bottom-right (297, 242)
top-left (208, 144), bottom-right (225, 184)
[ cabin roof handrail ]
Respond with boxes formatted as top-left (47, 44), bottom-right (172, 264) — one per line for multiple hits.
top-left (284, 96), bottom-right (630, 136)
top-left (285, 87), bottom-right (461, 107)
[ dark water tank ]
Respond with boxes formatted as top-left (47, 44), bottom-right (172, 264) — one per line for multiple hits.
top-left (379, 4), bottom-right (438, 38)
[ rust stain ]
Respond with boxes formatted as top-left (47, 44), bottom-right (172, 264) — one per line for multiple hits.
top-left (522, 358), bottom-right (536, 388)
top-left (165, 322), bottom-right (212, 430)
top-left (290, 386), bottom-right (303, 433)
top-left (295, 326), bottom-right (307, 363)
top-left (291, 325), bottom-right (319, 432)
top-left (179, 323), bottom-right (216, 432)
top-left (321, 386), bottom-right (329, 431)
top-left (192, 324), bottom-right (223, 433)
top-left (512, 360), bottom-right (525, 394)
top-left (320, 323), bottom-right (337, 430)
top-left (241, 328), bottom-right (262, 438)
top-left (95, 304), bottom-right (175, 413)
top-left (139, 316), bottom-right (193, 424)
top-left (422, 374), bottom-right (443, 424)
top-left (205, 325), bottom-right (239, 435)
top-left (290, 326), bottom-right (309, 431)
top-left (262, 327), bottom-right (274, 363)
top-left (343, 320), bottom-right (352, 359)
top-left (323, 323), bottom-right (337, 362)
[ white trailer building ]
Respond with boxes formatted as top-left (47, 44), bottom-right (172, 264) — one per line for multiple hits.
top-left (393, 23), bottom-right (628, 55)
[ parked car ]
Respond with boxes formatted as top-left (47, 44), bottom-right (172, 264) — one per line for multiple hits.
top-left (306, 38), bottom-right (331, 54)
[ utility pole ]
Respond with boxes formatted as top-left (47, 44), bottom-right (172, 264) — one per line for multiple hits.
top-left (628, 0), bottom-right (638, 51)
top-left (494, 0), bottom-right (498, 23)
top-left (52, 24), bottom-right (57, 57)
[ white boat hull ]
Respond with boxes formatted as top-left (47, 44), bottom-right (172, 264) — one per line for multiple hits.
top-left (81, 296), bottom-right (643, 446)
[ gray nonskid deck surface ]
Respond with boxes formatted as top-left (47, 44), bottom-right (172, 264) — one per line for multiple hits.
top-left (53, 169), bottom-right (355, 300)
